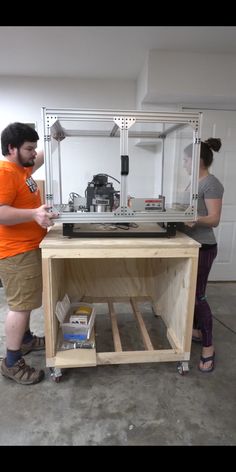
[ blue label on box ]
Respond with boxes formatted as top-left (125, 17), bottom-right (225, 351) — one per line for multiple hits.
top-left (64, 333), bottom-right (87, 341)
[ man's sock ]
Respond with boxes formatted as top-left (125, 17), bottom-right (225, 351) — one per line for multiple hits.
top-left (22, 329), bottom-right (33, 344)
top-left (6, 349), bottom-right (22, 367)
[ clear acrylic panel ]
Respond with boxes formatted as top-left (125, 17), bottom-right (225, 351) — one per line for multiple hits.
top-left (43, 108), bottom-right (201, 225)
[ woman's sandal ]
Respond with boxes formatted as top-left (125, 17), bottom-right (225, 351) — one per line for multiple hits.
top-left (198, 352), bottom-right (215, 373)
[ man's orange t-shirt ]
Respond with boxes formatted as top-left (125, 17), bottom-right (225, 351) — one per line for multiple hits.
top-left (0, 161), bottom-right (47, 259)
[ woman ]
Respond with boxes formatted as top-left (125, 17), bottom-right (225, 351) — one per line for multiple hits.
top-left (180, 138), bottom-right (224, 373)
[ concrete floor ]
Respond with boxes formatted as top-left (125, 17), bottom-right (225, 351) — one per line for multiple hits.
top-left (0, 283), bottom-right (235, 446)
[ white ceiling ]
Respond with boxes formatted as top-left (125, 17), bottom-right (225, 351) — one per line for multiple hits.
top-left (1, 26), bottom-right (236, 80)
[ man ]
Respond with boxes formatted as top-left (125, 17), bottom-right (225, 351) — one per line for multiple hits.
top-left (0, 122), bottom-right (58, 385)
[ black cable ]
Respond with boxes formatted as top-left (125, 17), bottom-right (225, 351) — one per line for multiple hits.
top-left (95, 173), bottom-right (120, 184)
top-left (69, 192), bottom-right (81, 203)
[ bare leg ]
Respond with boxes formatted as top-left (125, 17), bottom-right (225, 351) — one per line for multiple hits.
top-left (5, 310), bottom-right (31, 350)
top-left (192, 328), bottom-right (202, 340)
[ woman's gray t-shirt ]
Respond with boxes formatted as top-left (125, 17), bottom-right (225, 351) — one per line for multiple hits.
top-left (179, 174), bottom-right (224, 245)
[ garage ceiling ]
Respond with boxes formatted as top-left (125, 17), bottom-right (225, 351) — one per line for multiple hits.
top-left (1, 26), bottom-right (236, 80)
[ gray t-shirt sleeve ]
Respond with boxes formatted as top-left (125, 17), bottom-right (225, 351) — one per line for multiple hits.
top-left (201, 175), bottom-right (224, 200)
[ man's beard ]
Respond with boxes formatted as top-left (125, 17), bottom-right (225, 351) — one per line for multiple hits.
top-left (17, 150), bottom-right (35, 167)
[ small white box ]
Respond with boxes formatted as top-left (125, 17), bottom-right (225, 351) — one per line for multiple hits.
top-left (55, 295), bottom-right (96, 342)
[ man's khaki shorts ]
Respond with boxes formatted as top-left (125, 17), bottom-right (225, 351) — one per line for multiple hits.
top-left (0, 249), bottom-right (42, 311)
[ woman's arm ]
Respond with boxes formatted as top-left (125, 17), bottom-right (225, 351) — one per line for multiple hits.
top-left (32, 150), bottom-right (44, 174)
top-left (198, 198), bottom-right (222, 227)
top-left (185, 198), bottom-right (222, 229)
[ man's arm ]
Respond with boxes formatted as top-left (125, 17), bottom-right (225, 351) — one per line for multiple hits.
top-left (0, 204), bottom-right (58, 227)
top-left (32, 150), bottom-right (44, 174)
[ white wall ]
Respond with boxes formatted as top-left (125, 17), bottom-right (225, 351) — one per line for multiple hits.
top-left (0, 76), bottom-right (136, 180)
top-left (0, 76), bottom-right (166, 201)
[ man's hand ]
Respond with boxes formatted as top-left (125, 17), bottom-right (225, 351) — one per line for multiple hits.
top-left (33, 204), bottom-right (59, 229)
top-left (184, 221), bottom-right (197, 228)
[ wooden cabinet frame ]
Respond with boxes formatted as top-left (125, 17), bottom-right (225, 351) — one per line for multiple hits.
top-left (40, 226), bottom-right (200, 370)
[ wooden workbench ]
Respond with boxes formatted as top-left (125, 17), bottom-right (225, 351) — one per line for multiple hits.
top-left (40, 224), bottom-right (200, 371)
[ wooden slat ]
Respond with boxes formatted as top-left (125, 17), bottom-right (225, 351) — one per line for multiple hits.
top-left (82, 295), bottom-right (156, 352)
top-left (47, 347), bottom-right (97, 368)
top-left (82, 296), bottom-right (130, 303)
top-left (108, 300), bottom-right (122, 352)
top-left (96, 349), bottom-right (184, 365)
top-left (166, 327), bottom-right (180, 350)
top-left (41, 247), bottom-right (199, 259)
top-left (83, 295), bottom-right (153, 303)
top-left (130, 297), bottom-right (154, 351)
top-left (42, 258), bottom-right (56, 358)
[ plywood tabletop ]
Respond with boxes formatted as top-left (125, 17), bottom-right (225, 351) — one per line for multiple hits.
top-left (40, 223), bottom-right (200, 250)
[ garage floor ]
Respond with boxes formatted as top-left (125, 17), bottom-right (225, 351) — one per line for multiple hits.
top-left (0, 283), bottom-right (235, 446)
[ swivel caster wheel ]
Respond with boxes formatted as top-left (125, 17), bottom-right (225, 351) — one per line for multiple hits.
top-left (49, 367), bottom-right (63, 382)
top-left (177, 361), bottom-right (189, 375)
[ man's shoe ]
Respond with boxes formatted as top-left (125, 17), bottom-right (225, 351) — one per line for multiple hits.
top-left (1, 358), bottom-right (44, 385)
top-left (21, 335), bottom-right (45, 355)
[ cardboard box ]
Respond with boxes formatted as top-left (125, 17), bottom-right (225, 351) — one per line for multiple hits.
top-left (55, 294), bottom-right (96, 342)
